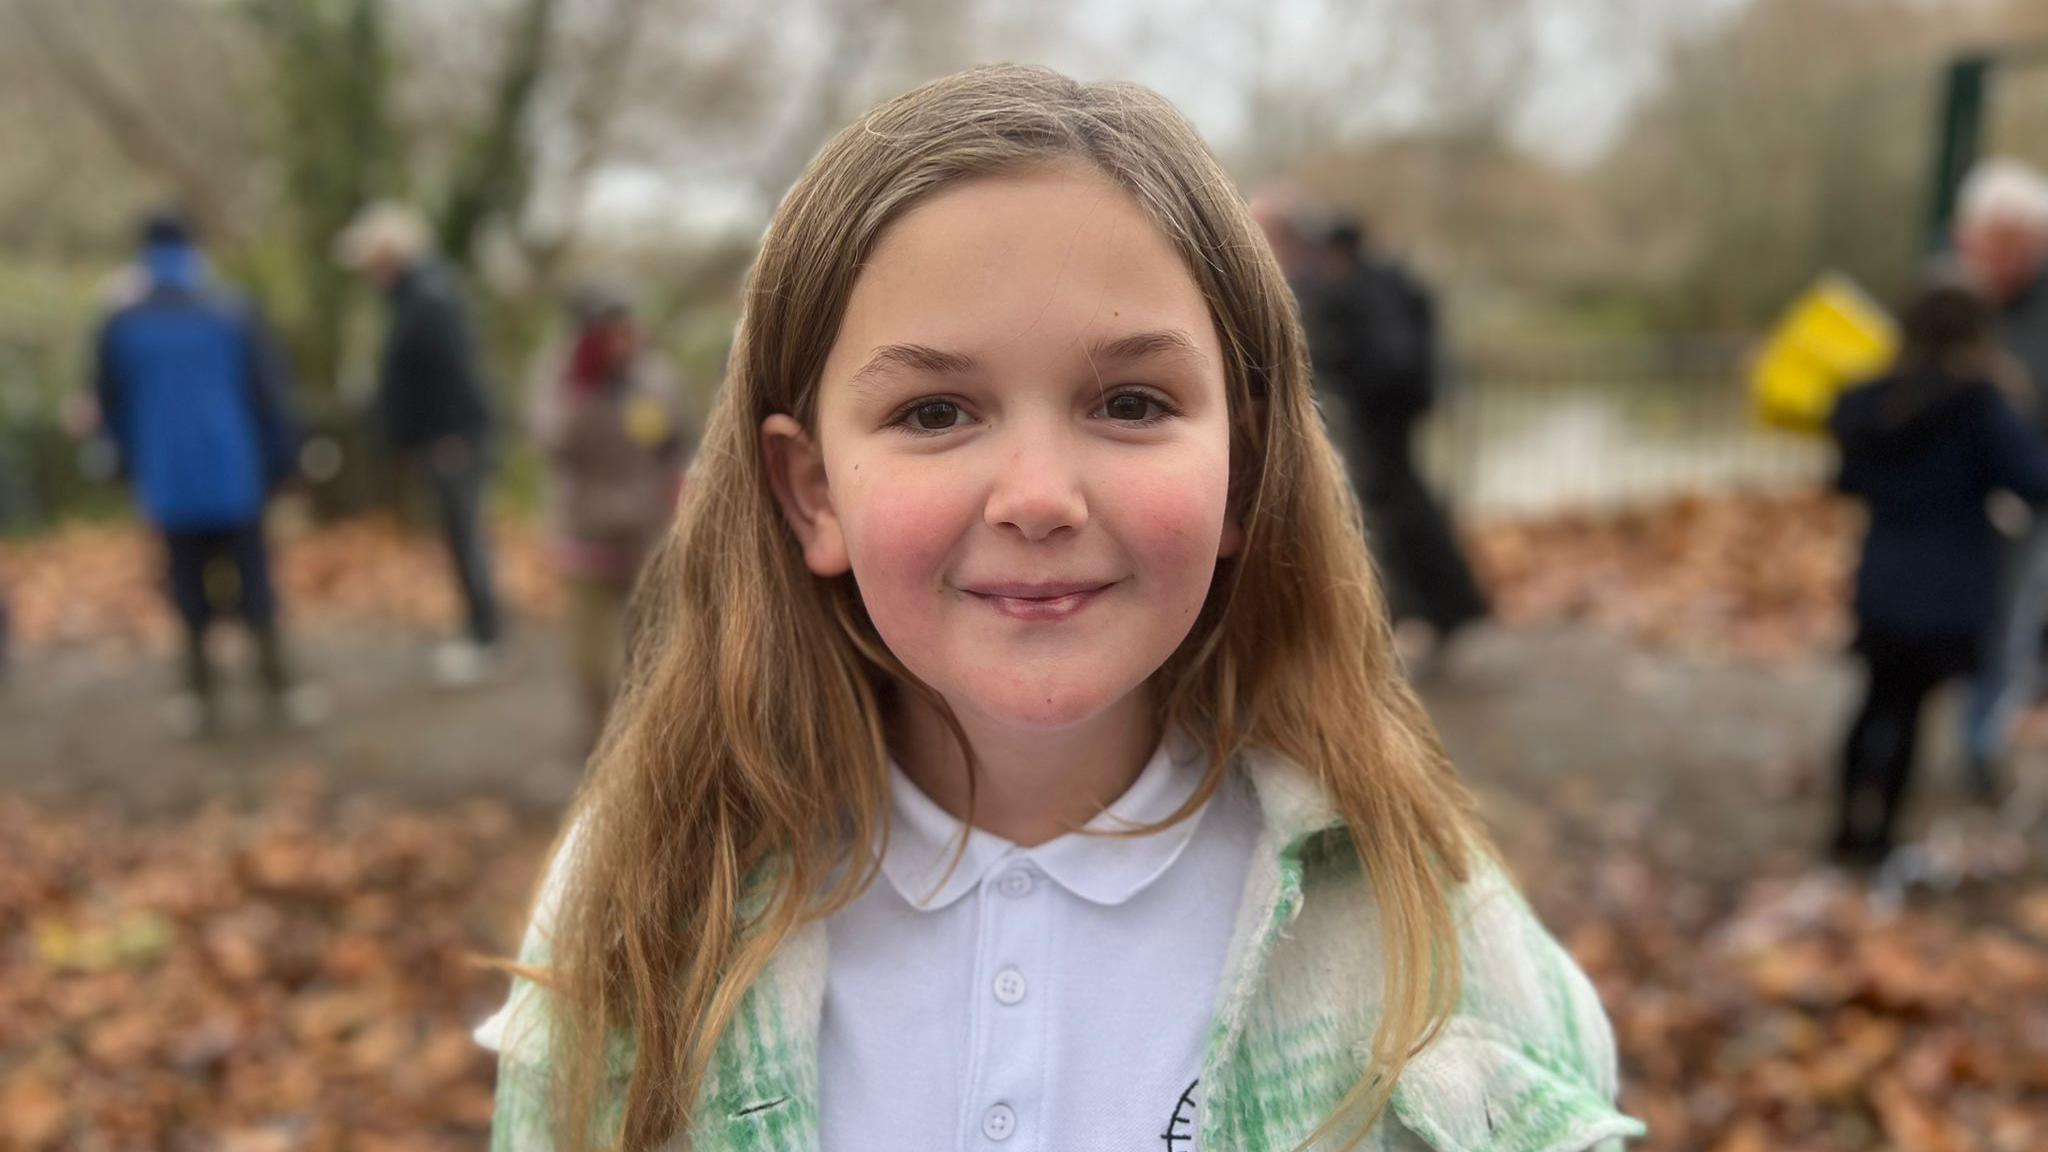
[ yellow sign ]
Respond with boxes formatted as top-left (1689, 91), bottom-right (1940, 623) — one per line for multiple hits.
top-left (1751, 274), bottom-right (1898, 435)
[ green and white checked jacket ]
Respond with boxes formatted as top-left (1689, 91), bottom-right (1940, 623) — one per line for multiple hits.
top-left (486, 752), bottom-right (1647, 1151)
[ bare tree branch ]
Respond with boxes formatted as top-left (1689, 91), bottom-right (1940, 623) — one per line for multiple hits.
top-left (531, 0), bottom-right (662, 264)
top-left (440, 0), bottom-right (565, 262)
top-left (746, 0), bottom-right (906, 205)
top-left (14, 0), bottom-right (229, 234)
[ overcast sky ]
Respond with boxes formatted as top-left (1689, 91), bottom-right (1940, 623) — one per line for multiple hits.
top-left (1088, 0), bottom-right (1757, 165)
top-left (579, 0), bottom-right (1757, 240)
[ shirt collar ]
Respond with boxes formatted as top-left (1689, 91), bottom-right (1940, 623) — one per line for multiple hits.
top-left (878, 730), bottom-right (1213, 911)
top-left (878, 761), bottom-right (1015, 911)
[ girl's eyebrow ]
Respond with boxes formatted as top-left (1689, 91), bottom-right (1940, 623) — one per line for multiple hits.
top-left (849, 343), bottom-right (977, 390)
top-left (848, 329), bottom-right (1207, 391)
top-left (1086, 328), bottom-right (1207, 368)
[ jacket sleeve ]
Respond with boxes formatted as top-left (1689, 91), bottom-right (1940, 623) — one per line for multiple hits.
top-left (1977, 388), bottom-right (2048, 504)
top-left (1407, 275), bottom-right (1441, 408)
top-left (1827, 395), bottom-right (1871, 500)
top-left (373, 314), bottom-right (406, 450)
top-left (414, 287), bottom-right (492, 431)
top-left (1387, 867), bottom-right (1647, 1152)
top-left (479, 822), bottom-right (596, 1152)
top-left (419, 291), bottom-right (480, 396)
top-left (377, 280), bottom-right (490, 449)
top-left (482, 860), bottom-right (564, 1152)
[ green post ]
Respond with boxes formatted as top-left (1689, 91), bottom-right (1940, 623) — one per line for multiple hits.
top-left (1927, 55), bottom-right (1989, 252)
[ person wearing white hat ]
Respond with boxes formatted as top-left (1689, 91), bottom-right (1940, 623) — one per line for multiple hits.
top-left (337, 202), bottom-right (504, 685)
top-left (1954, 158), bottom-right (2048, 800)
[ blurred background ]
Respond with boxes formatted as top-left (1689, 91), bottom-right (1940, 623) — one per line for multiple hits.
top-left (3, 1), bottom-right (2048, 1149)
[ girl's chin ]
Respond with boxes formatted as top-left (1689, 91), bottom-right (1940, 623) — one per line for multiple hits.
top-left (951, 677), bottom-right (1157, 736)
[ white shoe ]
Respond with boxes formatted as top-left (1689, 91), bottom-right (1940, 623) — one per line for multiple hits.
top-left (431, 640), bottom-right (500, 687)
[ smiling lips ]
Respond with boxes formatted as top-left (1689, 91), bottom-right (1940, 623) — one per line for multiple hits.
top-left (962, 580), bottom-right (1118, 622)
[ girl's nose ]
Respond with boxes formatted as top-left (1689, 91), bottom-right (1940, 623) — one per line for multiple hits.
top-left (983, 425), bottom-right (1088, 542)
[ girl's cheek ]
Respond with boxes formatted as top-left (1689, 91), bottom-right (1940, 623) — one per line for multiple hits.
top-left (839, 465), bottom-right (969, 670)
top-left (1107, 449), bottom-right (1231, 563)
top-left (840, 461), bottom-right (969, 588)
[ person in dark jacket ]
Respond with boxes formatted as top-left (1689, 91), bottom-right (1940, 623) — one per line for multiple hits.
top-left (94, 211), bottom-right (304, 735)
top-left (1307, 216), bottom-right (1488, 663)
top-left (336, 202), bottom-right (503, 685)
top-left (1829, 279), bottom-right (2048, 867)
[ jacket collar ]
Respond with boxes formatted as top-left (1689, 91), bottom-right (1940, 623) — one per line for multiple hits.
top-left (1240, 747), bottom-right (1345, 853)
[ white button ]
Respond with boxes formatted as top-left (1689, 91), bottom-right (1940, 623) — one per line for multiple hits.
top-left (982, 1103), bottom-right (1017, 1141)
top-left (997, 868), bottom-right (1033, 898)
top-left (992, 968), bottom-right (1027, 1005)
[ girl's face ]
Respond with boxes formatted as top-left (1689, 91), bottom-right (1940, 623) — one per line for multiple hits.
top-left (764, 164), bottom-right (1239, 734)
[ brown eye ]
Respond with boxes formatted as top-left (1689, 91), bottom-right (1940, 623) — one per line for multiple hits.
top-left (913, 400), bottom-right (961, 430)
top-left (1104, 392), bottom-right (1156, 422)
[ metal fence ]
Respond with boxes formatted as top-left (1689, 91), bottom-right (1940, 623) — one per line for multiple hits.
top-left (1419, 337), bottom-right (1833, 519)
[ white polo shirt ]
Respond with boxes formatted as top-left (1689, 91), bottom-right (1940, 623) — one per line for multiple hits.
top-left (819, 736), bottom-right (1259, 1151)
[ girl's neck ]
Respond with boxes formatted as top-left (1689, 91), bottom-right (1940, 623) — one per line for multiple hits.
top-left (892, 688), bottom-right (1162, 848)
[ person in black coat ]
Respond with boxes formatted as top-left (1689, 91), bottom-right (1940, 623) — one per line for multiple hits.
top-left (1307, 218), bottom-right (1488, 658)
top-left (1828, 279), bottom-right (2048, 866)
top-left (337, 203), bottom-right (503, 684)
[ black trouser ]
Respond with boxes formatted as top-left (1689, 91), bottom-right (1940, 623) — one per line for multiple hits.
top-left (1837, 629), bottom-right (1978, 859)
top-left (1352, 418), bottom-right (1489, 636)
top-left (420, 438), bottom-right (502, 646)
top-left (164, 522), bottom-right (289, 700)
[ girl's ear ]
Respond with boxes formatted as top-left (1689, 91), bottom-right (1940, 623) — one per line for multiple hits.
top-left (761, 414), bottom-right (851, 576)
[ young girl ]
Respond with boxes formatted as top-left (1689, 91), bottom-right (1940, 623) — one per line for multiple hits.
top-left (477, 65), bottom-right (1638, 1152)
top-left (1829, 279), bottom-right (2048, 866)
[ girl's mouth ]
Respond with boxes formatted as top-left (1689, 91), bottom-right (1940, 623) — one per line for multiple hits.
top-left (962, 580), bottom-right (1118, 622)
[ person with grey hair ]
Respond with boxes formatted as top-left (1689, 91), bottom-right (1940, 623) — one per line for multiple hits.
top-left (336, 202), bottom-right (504, 685)
top-left (1954, 158), bottom-right (2048, 800)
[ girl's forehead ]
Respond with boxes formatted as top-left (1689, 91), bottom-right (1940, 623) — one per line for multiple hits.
top-left (827, 166), bottom-right (1224, 375)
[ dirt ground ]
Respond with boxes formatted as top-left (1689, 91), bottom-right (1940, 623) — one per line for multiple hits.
top-left (15, 596), bottom-right (2046, 912)
top-left (0, 621), bottom-right (588, 817)
top-left (0, 610), bottom-right (1914, 874)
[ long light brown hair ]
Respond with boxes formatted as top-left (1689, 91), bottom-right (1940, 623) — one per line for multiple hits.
top-left (535, 64), bottom-right (1486, 1151)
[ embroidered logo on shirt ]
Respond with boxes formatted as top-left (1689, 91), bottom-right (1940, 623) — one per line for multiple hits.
top-left (1161, 1078), bottom-right (1198, 1150)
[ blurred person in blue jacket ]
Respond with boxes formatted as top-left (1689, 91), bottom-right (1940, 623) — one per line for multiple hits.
top-left (335, 202), bottom-right (503, 687)
top-left (93, 211), bottom-right (306, 736)
top-left (1829, 278), bottom-right (2048, 868)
